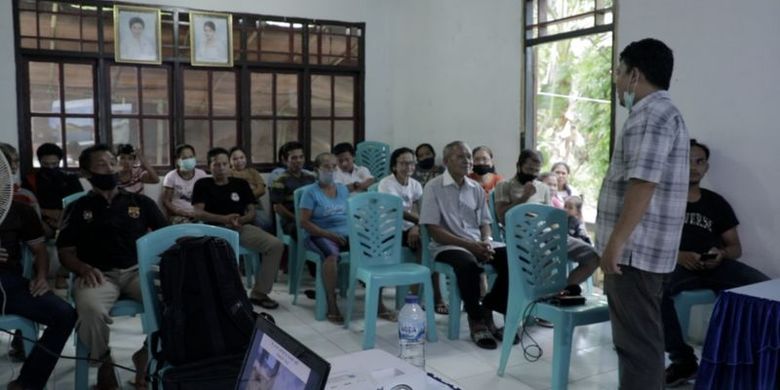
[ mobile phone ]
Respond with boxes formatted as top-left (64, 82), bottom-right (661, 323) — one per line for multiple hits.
top-left (700, 253), bottom-right (717, 261)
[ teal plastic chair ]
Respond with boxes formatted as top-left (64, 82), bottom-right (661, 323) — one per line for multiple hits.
top-left (488, 191), bottom-right (503, 242)
top-left (497, 204), bottom-right (609, 390)
top-left (291, 185), bottom-right (349, 320)
top-left (355, 141), bottom-right (391, 179)
top-left (419, 225), bottom-right (463, 340)
top-left (0, 246), bottom-right (39, 357)
top-left (136, 224), bottom-right (240, 383)
top-left (366, 182), bottom-right (379, 192)
top-left (343, 193), bottom-right (438, 349)
top-left (239, 246), bottom-right (261, 289)
top-left (62, 190), bottom-right (88, 209)
top-left (275, 212), bottom-right (298, 294)
top-left (673, 289), bottom-right (717, 343)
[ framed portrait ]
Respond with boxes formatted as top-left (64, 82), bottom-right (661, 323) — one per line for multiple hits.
top-left (114, 5), bottom-right (162, 64)
top-left (190, 12), bottom-right (233, 67)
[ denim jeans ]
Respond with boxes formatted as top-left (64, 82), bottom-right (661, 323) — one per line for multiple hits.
top-left (1, 270), bottom-right (77, 389)
top-left (661, 260), bottom-right (769, 364)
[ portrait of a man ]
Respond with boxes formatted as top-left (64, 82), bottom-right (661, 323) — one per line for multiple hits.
top-left (115, 6), bottom-right (161, 64)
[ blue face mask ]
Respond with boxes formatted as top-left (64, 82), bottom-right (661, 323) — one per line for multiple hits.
top-left (178, 157), bottom-right (197, 171)
top-left (623, 90), bottom-right (635, 112)
top-left (318, 170), bottom-right (334, 185)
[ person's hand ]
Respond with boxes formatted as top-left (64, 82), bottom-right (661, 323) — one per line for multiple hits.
top-left (469, 240), bottom-right (494, 262)
top-left (599, 242), bottom-right (623, 275)
top-left (223, 213), bottom-right (241, 229)
top-left (330, 233), bottom-right (347, 247)
top-left (677, 251), bottom-right (702, 271)
top-left (407, 226), bottom-right (420, 249)
top-left (522, 182), bottom-right (537, 198)
top-left (0, 248), bottom-right (7, 263)
top-left (79, 266), bottom-right (105, 288)
top-left (29, 276), bottom-right (50, 297)
top-left (701, 247), bottom-right (724, 270)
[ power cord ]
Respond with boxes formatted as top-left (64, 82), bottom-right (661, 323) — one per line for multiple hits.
top-left (518, 299), bottom-right (543, 362)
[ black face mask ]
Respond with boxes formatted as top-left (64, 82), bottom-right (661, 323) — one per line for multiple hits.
top-left (516, 172), bottom-right (537, 184)
top-left (417, 157), bottom-right (435, 170)
top-left (88, 172), bottom-right (118, 191)
top-left (472, 164), bottom-right (494, 176)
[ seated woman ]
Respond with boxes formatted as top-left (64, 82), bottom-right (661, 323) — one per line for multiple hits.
top-left (551, 161), bottom-right (579, 207)
top-left (115, 144), bottom-right (160, 194)
top-left (412, 143), bottom-right (445, 187)
top-left (161, 144), bottom-right (209, 224)
top-left (300, 153), bottom-right (396, 324)
top-left (378, 147), bottom-right (448, 314)
top-left (229, 146), bottom-right (271, 230)
top-left (540, 172), bottom-right (564, 208)
top-left (467, 146), bottom-right (503, 195)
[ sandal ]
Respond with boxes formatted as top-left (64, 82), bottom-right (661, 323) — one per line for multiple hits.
top-left (487, 324), bottom-right (520, 346)
top-left (470, 328), bottom-right (497, 350)
top-left (434, 302), bottom-right (449, 315)
top-left (327, 313), bottom-right (344, 325)
top-left (250, 296), bottom-right (280, 309)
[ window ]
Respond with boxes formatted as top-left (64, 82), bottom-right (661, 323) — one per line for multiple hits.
top-left (14, 0), bottom-right (364, 171)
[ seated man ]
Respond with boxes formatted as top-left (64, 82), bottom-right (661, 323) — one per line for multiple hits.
top-left (192, 147), bottom-right (284, 309)
top-left (662, 139), bottom-right (769, 387)
top-left (270, 141), bottom-right (317, 237)
top-left (268, 141), bottom-right (314, 188)
top-left (495, 150), bottom-right (600, 294)
top-left (332, 142), bottom-right (374, 193)
top-left (58, 144), bottom-right (168, 389)
top-left (1, 201), bottom-right (77, 390)
top-left (420, 141), bottom-right (511, 350)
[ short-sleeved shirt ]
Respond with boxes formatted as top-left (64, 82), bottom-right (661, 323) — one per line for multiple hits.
top-left (378, 175), bottom-right (423, 231)
top-left (24, 169), bottom-right (83, 210)
top-left (269, 170), bottom-right (317, 219)
top-left (231, 168), bottom-right (266, 199)
top-left (0, 202), bottom-right (45, 273)
top-left (419, 170), bottom-right (492, 258)
top-left (595, 90), bottom-right (690, 273)
top-left (57, 190), bottom-right (168, 271)
top-left (191, 177), bottom-right (256, 219)
top-left (118, 166), bottom-right (149, 194)
top-left (494, 177), bottom-right (551, 207)
top-left (299, 184), bottom-right (350, 238)
top-left (163, 168), bottom-right (209, 213)
top-left (412, 165), bottom-right (445, 187)
top-left (680, 189), bottom-right (738, 254)
top-left (467, 173), bottom-right (504, 195)
top-left (333, 165), bottom-right (373, 187)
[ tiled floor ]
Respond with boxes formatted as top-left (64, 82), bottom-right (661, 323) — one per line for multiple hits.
top-left (0, 280), bottom-right (698, 389)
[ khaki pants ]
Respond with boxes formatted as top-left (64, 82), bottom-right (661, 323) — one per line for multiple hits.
top-left (73, 265), bottom-right (142, 360)
top-left (239, 224), bottom-right (283, 298)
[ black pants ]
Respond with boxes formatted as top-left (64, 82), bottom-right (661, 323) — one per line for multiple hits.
top-left (435, 247), bottom-right (508, 320)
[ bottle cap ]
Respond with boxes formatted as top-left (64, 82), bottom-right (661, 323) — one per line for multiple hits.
top-left (404, 294), bottom-right (419, 304)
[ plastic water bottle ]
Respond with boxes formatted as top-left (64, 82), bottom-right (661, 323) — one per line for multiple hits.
top-left (398, 294), bottom-right (425, 369)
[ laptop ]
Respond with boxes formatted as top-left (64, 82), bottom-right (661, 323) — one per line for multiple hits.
top-left (236, 316), bottom-right (331, 390)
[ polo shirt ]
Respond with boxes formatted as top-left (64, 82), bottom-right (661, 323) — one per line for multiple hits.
top-left (191, 177), bottom-right (256, 218)
top-left (269, 170), bottom-right (317, 219)
top-left (0, 202), bottom-right (45, 273)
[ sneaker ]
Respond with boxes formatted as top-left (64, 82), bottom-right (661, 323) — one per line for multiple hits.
top-left (665, 361), bottom-right (698, 387)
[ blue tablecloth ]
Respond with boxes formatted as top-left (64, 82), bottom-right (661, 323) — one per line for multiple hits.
top-left (695, 279), bottom-right (780, 389)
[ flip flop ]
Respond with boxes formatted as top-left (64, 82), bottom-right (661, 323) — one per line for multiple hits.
top-left (434, 302), bottom-right (449, 315)
top-left (470, 329), bottom-right (497, 350)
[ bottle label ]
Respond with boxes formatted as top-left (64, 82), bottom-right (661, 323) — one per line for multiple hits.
top-left (399, 320), bottom-right (425, 342)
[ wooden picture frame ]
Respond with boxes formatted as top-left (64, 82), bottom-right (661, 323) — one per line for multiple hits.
top-left (114, 5), bottom-right (162, 64)
top-left (190, 11), bottom-right (233, 67)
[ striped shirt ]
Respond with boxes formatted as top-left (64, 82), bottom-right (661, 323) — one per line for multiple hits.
top-left (595, 90), bottom-right (690, 273)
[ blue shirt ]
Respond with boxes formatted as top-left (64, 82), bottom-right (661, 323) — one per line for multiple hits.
top-left (300, 184), bottom-right (350, 238)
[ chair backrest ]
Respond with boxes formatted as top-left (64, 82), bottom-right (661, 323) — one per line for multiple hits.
top-left (504, 204), bottom-right (569, 307)
top-left (293, 184), bottom-right (317, 255)
top-left (366, 182), bottom-right (379, 192)
top-left (346, 192), bottom-right (404, 271)
top-left (419, 224), bottom-right (434, 269)
top-left (488, 190), bottom-right (503, 242)
top-left (135, 224), bottom-right (240, 335)
top-left (62, 191), bottom-right (88, 209)
top-left (355, 141), bottom-right (391, 179)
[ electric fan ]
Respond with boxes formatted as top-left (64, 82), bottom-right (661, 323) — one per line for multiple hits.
top-left (0, 150), bottom-right (12, 226)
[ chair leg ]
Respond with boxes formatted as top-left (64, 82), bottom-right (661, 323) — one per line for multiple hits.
top-left (675, 301), bottom-right (693, 343)
top-left (243, 254), bottom-right (255, 289)
top-left (344, 277), bottom-right (358, 330)
top-left (19, 322), bottom-right (38, 357)
top-left (362, 281), bottom-right (380, 350)
top-left (550, 317), bottom-right (574, 390)
top-left (421, 279), bottom-right (438, 343)
top-left (314, 261), bottom-right (327, 321)
top-left (287, 245), bottom-right (298, 295)
top-left (395, 285), bottom-right (410, 310)
top-left (497, 303), bottom-right (523, 376)
top-left (75, 335), bottom-right (90, 390)
top-left (292, 255), bottom-right (307, 305)
top-left (446, 271), bottom-right (462, 340)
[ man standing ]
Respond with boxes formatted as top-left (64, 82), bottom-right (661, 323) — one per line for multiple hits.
top-left (596, 38), bottom-right (690, 389)
top-left (662, 139), bottom-right (769, 387)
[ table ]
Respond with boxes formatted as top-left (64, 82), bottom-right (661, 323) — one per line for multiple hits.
top-left (695, 279), bottom-right (780, 389)
top-left (325, 349), bottom-right (460, 390)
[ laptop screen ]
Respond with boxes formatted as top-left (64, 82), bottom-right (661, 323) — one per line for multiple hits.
top-left (236, 317), bottom-right (330, 390)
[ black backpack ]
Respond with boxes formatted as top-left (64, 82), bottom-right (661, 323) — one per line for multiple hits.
top-left (155, 236), bottom-right (256, 366)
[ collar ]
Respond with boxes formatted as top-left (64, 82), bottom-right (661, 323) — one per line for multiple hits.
top-left (442, 169), bottom-right (476, 188)
top-left (632, 90), bottom-right (669, 112)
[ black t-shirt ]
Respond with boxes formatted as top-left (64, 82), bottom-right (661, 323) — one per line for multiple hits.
top-left (191, 177), bottom-right (256, 218)
top-left (56, 190), bottom-right (168, 271)
top-left (0, 202), bottom-right (45, 273)
top-left (24, 169), bottom-right (84, 210)
top-left (679, 188), bottom-right (739, 254)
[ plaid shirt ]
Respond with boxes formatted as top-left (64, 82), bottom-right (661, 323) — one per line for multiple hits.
top-left (596, 91), bottom-right (690, 273)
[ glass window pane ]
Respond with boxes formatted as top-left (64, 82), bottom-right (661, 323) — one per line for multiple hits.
top-left (20, 12), bottom-right (37, 37)
top-left (184, 70), bottom-right (209, 116)
top-left (111, 118), bottom-right (139, 146)
top-left (213, 120), bottom-right (237, 149)
top-left (53, 14), bottom-right (81, 40)
top-left (29, 62), bottom-right (60, 113)
top-left (82, 9), bottom-right (99, 42)
top-left (310, 120), bottom-right (331, 157)
top-left (65, 117), bottom-right (95, 167)
top-left (64, 64), bottom-right (94, 114)
top-left (334, 120), bottom-right (353, 146)
top-left (276, 74), bottom-right (298, 117)
top-left (260, 24), bottom-right (292, 62)
top-left (143, 119), bottom-right (170, 166)
top-left (212, 72), bottom-right (236, 116)
top-left (31, 117), bottom-right (62, 165)
top-left (38, 13), bottom-right (54, 38)
top-left (333, 76), bottom-right (354, 117)
top-left (184, 119), bottom-right (210, 164)
top-left (310, 75), bottom-right (331, 117)
top-left (142, 68), bottom-right (169, 115)
top-left (250, 73), bottom-right (273, 116)
top-left (250, 120), bottom-right (273, 164)
top-left (277, 120), bottom-right (299, 152)
top-left (110, 66), bottom-right (139, 114)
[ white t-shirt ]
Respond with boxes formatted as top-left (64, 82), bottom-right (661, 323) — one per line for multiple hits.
top-left (333, 165), bottom-right (373, 187)
top-left (163, 168), bottom-right (209, 212)
top-left (378, 175), bottom-right (423, 231)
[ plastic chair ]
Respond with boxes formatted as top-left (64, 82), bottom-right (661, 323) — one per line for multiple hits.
top-left (366, 182), bottom-right (379, 192)
top-left (239, 246), bottom-right (261, 289)
top-left (0, 246), bottom-right (39, 357)
top-left (291, 185), bottom-right (349, 321)
top-left (419, 225), bottom-right (463, 340)
top-left (497, 204), bottom-right (609, 390)
top-left (355, 141), bottom-right (391, 179)
top-left (343, 193), bottom-right (438, 349)
top-left (488, 191), bottom-right (503, 242)
top-left (673, 289), bottom-right (717, 343)
top-left (275, 213), bottom-right (298, 294)
top-left (62, 190), bottom-right (88, 209)
top-left (136, 224), bottom-right (240, 383)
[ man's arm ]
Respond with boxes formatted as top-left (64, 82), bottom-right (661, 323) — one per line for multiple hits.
top-left (28, 240), bottom-right (50, 296)
top-left (192, 203), bottom-right (234, 225)
top-left (239, 204), bottom-right (257, 225)
top-left (273, 203), bottom-right (295, 221)
top-left (59, 246), bottom-right (104, 287)
top-left (426, 224), bottom-right (491, 261)
top-left (600, 179), bottom-right (657, 274)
